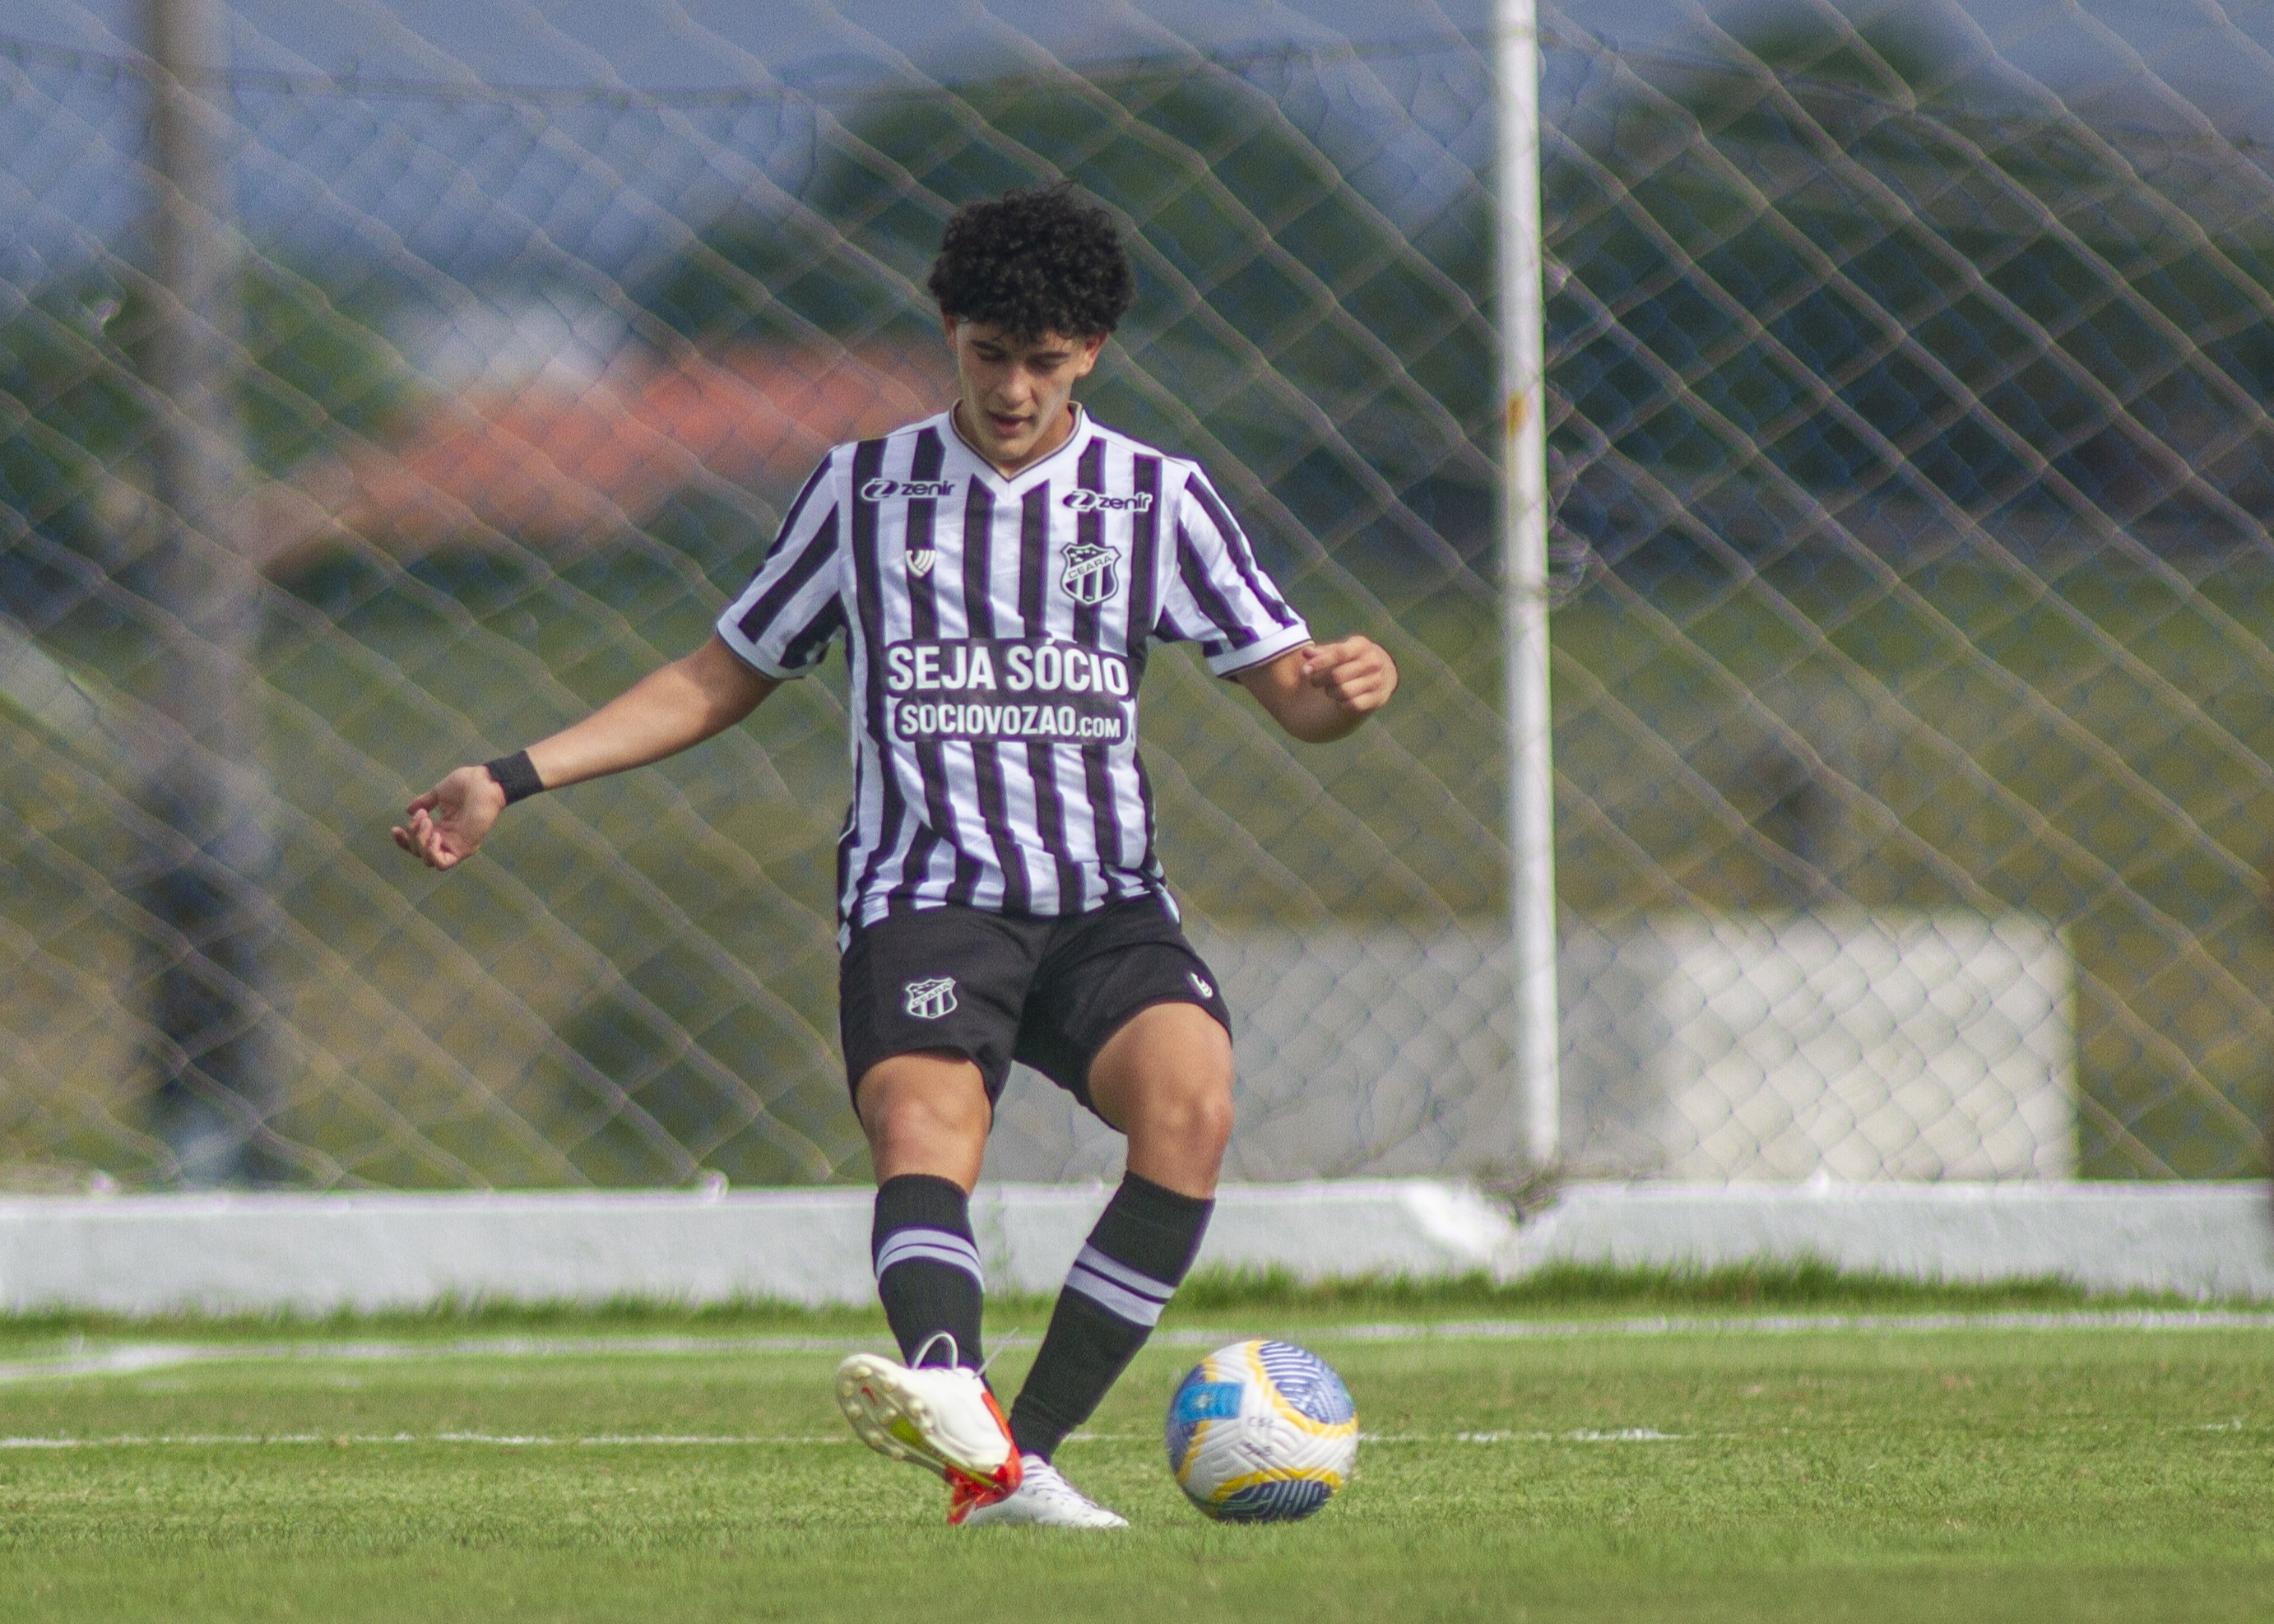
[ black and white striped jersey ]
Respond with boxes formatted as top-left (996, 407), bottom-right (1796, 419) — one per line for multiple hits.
top-left (716, 406), bottom-right (1311, 935)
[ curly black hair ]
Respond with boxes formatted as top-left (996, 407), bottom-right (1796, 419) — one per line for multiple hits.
top-left (926, 184), bottom-right (1135, 340)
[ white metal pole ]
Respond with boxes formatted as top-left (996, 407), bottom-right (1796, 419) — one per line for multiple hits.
top-left (1496, 0), bottom-right (1562, 1172)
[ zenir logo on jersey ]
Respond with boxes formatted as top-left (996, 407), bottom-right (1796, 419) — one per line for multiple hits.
top-left (1060, 541), bottom-right (1120, 606)
top-left (1061, 489), bottom-right (1153, 513)
top-left (903, 977), bottom-right (958, 1020)
top-left (861, 477), bottom-right (958, 502)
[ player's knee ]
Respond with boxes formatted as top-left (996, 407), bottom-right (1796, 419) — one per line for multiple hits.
top-left (1153, 1070), bottom-right (1234, 1158)
top-left (885, 1091), bottom-right (990, 1153)
top-left (1192, 1081), bottom-right (1235, 1157)
top-left (856, 1053), bottom-right (991, 1148)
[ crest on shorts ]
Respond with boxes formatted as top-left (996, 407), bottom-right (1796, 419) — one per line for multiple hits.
top-left (1060, 541), bottom-right (1119, 606)
top-left (903, 977), bottom-right (958, 1020)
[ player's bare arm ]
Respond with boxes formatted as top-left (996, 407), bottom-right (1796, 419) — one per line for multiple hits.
top-left (391, 634), bottom-right (776, 871)
top-left (1233, 635), bottom-right (1399, 743)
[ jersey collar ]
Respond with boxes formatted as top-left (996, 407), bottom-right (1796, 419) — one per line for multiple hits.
top-left (943, 402), bottom-right (1093, 493)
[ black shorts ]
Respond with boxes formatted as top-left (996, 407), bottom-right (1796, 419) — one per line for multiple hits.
top-left (838, 893), bottom-right (1232, 1116)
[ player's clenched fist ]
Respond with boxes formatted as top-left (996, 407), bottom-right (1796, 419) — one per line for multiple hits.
top-left (1234, 635), bottom-right (1398, 743)
top-left (1301, 636), bottom-right (1398, 716)
top-left (391, 765), bottom-right (507, 870)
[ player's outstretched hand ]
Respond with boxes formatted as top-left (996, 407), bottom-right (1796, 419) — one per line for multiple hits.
top-left (1301, 636), bottom-right (1399, 717)
top-left (391, 765), bottom-right (507, 871)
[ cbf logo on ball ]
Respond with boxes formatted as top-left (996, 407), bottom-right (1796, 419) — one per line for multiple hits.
top-left (1060, 541), bottom-right (1119, 606)
top-left (903, 977), bottom-right (957, 1020)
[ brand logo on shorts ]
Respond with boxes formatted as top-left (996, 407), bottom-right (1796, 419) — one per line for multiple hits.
top-left (861, 477), bottom-right (958, 502)
top-left (1188, 972), bottom-right (1214, 1001)
top-left (1060, 541), bottom-right (1119, 606)
top-left (906, 548), bottom-right (937, 578)
top-left (904, 977), bottom-right (958, 1020)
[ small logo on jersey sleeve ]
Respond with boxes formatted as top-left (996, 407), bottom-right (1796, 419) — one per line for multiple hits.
top-left (1187, 972), bottom-right (1214, 1001)
top-left (904, 977), bottom-right (958, 1020)
top-left (1060, 541), bottom-right (1120, 606)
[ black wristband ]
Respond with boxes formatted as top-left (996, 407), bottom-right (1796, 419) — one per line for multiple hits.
top-left (483, 749), bottom-right (545, 805)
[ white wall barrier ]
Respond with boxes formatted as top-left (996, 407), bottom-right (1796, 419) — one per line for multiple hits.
top-left (1557, 913), bottom-right (2074, 1181)
top-left (0, 1180), bottom-right (2266, 1315)
top-left (986, 912), bottom-right (2074, 1184)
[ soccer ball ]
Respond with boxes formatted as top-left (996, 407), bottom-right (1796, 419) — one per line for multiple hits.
top-left (1163, 1339), bottom-right (1358, 1522)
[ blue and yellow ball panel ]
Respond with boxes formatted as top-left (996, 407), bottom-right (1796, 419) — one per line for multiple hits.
top-left (1214, 1477), bottom-right (1334, 1522)
top-left (1165, 1371), bottom-right (1243, 1469)
top-left (1254, 1339), bottom-right (1356, 1425)
top-left (1165, 1339), bottom-right (1359, 1524)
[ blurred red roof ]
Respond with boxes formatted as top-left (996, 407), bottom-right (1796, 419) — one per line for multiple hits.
top-left (266, 346), bottom-right (949, 562)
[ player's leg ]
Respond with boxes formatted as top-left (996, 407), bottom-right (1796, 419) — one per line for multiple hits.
top-left (1090, 1000), bottom-right (1235, 1195)
top-left (838, 907), bottom-right (1026, 1371)
top-left (857, 1051), bottom-right (991, 1371)
top-left (833, 911), bottom-right (1034, 1519)
top-left (1003, 1000), bottom-right (1232, 1467)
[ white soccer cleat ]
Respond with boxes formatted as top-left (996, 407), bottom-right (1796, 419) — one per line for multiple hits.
top-left (834, 1347), bottom-right (1021, 1522)
top-left (958, 1454), bottom-right (1130, 1529)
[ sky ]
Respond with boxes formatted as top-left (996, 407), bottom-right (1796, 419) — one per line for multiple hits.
top-left (4, 0), bottom-right (2270, 299)
top-left (0, 1), bottom-right (1501, 290)
top-left (1, 2), bottom-right (2268, 163)
top-left (0, 0), bottom-right (2267, 117)
top-left (2, 0), bottom-right (1480, 86)
top-left (2, 1), bottom-right (2272, 143)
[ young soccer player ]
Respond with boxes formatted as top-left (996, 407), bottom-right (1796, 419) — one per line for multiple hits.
top-left (393, 185), bottom-right (1397, 1526)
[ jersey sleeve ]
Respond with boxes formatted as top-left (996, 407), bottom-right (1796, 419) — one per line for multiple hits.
top-left (1153, 466), bottom-right (1311, 675)
top-left (715, 453), bottom-right (846, 678)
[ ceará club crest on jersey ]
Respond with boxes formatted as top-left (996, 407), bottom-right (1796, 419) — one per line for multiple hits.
top-left (1060, 541), bottom-right (1120, 606)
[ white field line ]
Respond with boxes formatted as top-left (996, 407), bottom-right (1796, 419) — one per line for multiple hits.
top-left (0, 1309), bottom-right (2266, 1386)
top-left (15, 1421), bottom-right (2253, 1449)
top-left (0, 1335), bottom-right (884, 1385)
top-left (0, 1433), bottom-right (853, 1449)
top-left (0, 1428), bottom-right (1690, 1450)
top-left (0, 1345), bottom-right (213, 1383)
top-left (1313, 1310), bottom-right (2274, 1342)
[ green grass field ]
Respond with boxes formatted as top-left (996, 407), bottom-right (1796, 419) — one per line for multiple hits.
top-left (2, 1278), bottom-right (2270, 1622)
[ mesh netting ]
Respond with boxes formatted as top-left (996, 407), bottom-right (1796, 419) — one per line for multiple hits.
top-left (1541, 4), bottom-right (2274, 1179)
top-left (0, 2), bottom-right (2268, 1187)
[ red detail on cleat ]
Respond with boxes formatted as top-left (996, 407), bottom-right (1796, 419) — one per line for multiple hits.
top-left (943, 1392), bottom-right (1022, 1524)
top-left (946, 1476), bottom-right (996, 1525)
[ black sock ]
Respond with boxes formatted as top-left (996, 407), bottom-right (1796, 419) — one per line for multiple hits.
top-left (1008, 1172), bottom-right (1213, 1461)
top-left (871, 1173), bottom-right (985, 1371)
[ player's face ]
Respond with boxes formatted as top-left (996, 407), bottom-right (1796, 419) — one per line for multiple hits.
top-left (944, 316), bottom-right (1106, 474)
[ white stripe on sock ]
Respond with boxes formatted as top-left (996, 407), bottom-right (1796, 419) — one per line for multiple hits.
top-left (878, 1240), bottom-right (983, 1277)
top-left (1069, 1245), bottom-right (1175, 1304)
top-left (1065, 1264), bottom-right (1168, 1327)
top-left (874, 1227), bottom-right (985, 1287)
